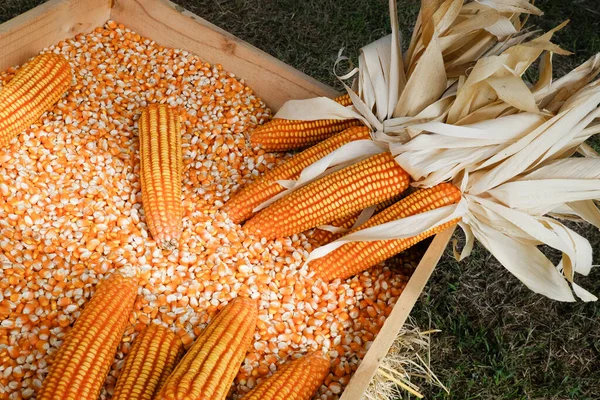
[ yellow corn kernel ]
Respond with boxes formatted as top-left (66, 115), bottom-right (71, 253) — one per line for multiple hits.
top-left (333, 93), bottom-right (352, 107)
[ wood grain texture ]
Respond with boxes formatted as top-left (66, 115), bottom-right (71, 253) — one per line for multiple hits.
top-left (340, 225), bottom-right (455, 400)
top-left (109, 0), bottom-right (339, 111)
top-left (0, 0), bottom-right (111, 70)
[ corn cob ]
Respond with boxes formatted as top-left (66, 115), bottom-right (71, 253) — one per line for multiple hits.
top-left (310, 183), bottom-right (462, 282)
top-left (334, 93), bottom-right (352, 107)
top-left (311, 193), bottom-right (406, 245)
top-left (250, 94), bottom-right (359, 152)
top-left (139, 104), bottom-right (183, 251)
top-left (250, 119), bottom-right (363, 152)
top-left (112, 324), bottom-right (185, 400)
top-left (224, 125), bottom-right (370, 224)
top-left (240, 352), bottom-right (330, 400)
top-left (156, 297), bottom-right (258, 400)
top-left (0, 53), bottom-right (71, 148)
top-left (243, 152), bottom-right (411, 240)
top-left (38, 270), bottom-right (138, 400)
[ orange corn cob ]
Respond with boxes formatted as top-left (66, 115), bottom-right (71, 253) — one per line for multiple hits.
top-left (250, 119), bottom-right (362, 152)
top-left (311, 193), bottom-right (406, 245)
top-left (139, 104), bottom-right (183, 251)
top-left (38, 269), bottom-right (138, 400)
top-left (223, 125), bottom-right (370, 224)
top-left (310, 183), bottom-right (462, 282)
top-left (156, 297), bottom-right (258, 400)
top-left (243, 152), bottom-right (411, 240)
top-left (112, 324), bottom-right (185, 400)
top-left (0, 53), bottom-right (71, 148)
top-left (334, 93), bottom-right (352, 107)
top-left (250, 94), bottom-right (359, 152)
top-left (240, 352), bottom-right (330, 400)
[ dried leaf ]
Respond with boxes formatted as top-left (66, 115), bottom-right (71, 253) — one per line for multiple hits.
top-left (395, 34), bottom-right (447, 117)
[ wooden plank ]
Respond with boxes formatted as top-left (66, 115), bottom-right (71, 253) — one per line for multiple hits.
top-left (0, 0), bottom-right (111, 70)
top-left (340, 226), bottom-right (455, 400)
top-left (110, 0), bottom-right (339, 111)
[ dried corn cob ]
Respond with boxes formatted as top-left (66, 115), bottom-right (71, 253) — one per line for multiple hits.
top-left (38, 269), bottom-right (138, 400)
top-left (250, 119), bottom-right (362, 152)
top-left (312, 193), bottom-right (406, 245)
top-left (250, 94), bottom-right (359, 152)
top-left (0, 53), bottom-right (71, 148)
top-left (139, 104), bottom-right (183, 251)
top-left (224, 125), bottom-right (370, 224)
top-left (243, 152), bottom-right (411, 240)
top-left (310, 183), bottom-right (462, 282)
top-left (156, 297), bottom-right (258, 400)
top-left (334, 93), bottom-right (352, 107)
top-left (112, 324), bottom-right (185, 400)
top-left (240, 352), bottom-right (330, 400)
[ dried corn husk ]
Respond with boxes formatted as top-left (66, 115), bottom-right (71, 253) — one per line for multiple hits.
top-left (306, 75), bottom-right (600, 302)
top-left (274, 0), bottom-right (540, 139)
top-left (261, 0), bottom-right (600, 303)
top-left (253, 0), bottom-right (542, 213)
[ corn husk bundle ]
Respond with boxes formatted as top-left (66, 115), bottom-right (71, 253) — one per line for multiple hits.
top-left (300, 29), bottom-right (600, 302)
top-left (231, 0), bottom-right (542, 225)
top-left (234, 0), bottom-right (600, 303)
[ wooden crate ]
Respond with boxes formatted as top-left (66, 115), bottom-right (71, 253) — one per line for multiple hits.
top-left (0, 0), bottom-right (454, 398)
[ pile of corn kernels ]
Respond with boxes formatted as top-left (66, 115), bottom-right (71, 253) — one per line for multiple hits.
top-left (0, 21), bottom-right (419, 399)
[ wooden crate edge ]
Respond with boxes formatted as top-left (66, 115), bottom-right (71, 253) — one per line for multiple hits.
top-left (0, 0), bottom-right (111, 70)
top-left (340, 226), bottom-right (454, 400)
top-left (110, 0), bottom-right (339, 110)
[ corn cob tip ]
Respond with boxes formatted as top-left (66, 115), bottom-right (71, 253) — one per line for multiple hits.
top-left (158, 237), bottom-right (179, 251)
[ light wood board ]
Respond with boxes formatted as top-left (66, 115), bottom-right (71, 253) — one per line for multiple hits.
top-left (0, 0), bottom-right (111, 70)
top-left (110, 0), bottom-right (339, 110)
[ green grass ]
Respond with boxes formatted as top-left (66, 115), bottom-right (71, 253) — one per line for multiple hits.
top-left (2, 1), bottom-right (600, 399)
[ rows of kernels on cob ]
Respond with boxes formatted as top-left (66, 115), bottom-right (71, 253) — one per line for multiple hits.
top-left (310, 184), bottom-right (462, 282)
top-left (249, 94), bottom-right (360, 152)
top-left (112, 324), bottom-right (185, 400)
top-left (243, 152), bottom-right (412, 239)
top-left (38, 270), bottom-right (138, 400)
top-left (0, 21), bottom-right (417, 400)
top-left (223, 125), bottom-right (371, 224)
